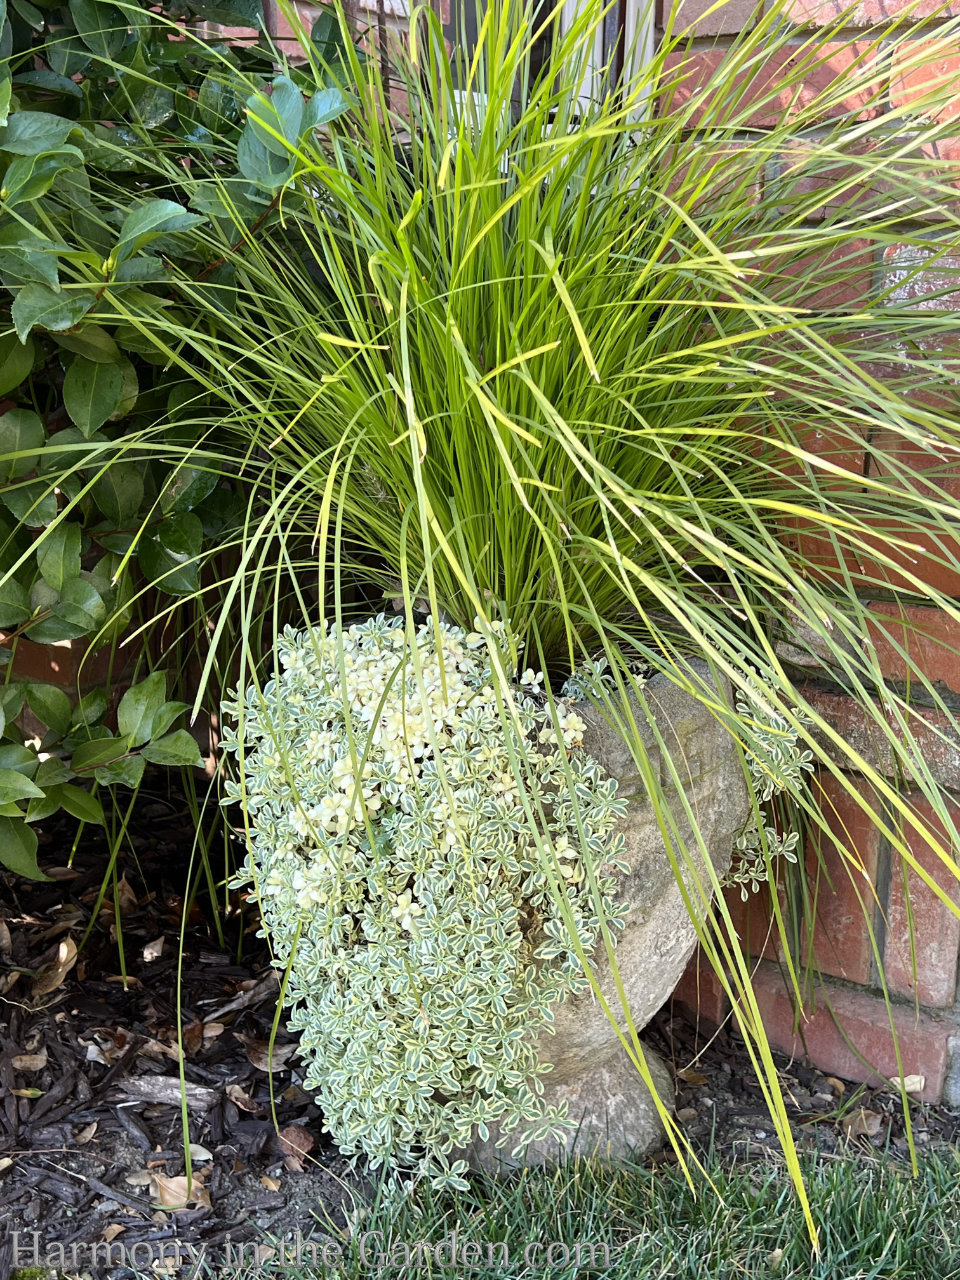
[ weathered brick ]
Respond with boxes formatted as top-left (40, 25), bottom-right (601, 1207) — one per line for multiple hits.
top-left (804, 773), bottom-right (881, 985)
top-left (771, 238), bottom-right (875, 310)
top-left (884, 793), bottom-right (960, 1006)
top-left (879, 244), bottom-right (960, 311)
top-left (783, 0), bottom-right (960, 25)
top-left (866, 602), bottom-right (960, 695)
top-left (891, 37), bottom-right (960, 122)
top-left (744, 963), bottom-right (952, 1101)
top-left (661, 43), bottom-right (887, 129)
top-left (802, 684), bottom-right (960, 790)
top-left (659, 0), bottom-right (758, 36)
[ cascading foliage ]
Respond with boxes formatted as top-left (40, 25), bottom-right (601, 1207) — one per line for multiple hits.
top-left (221, 614), bottom-right (629, 1186)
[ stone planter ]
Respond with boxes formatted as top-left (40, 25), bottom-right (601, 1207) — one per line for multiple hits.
top-left (461, 658), bottom-right (751, 1169)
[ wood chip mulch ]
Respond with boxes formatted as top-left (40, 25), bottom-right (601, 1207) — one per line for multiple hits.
top-left (0, 791), bottom-right (353, 1278)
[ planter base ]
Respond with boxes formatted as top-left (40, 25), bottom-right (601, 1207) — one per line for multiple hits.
top-left (460, 1046), bottom-right (674, 1171)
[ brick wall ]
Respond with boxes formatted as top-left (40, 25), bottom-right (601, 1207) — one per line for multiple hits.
top-left (664, 0), bottom-right (960, 1100)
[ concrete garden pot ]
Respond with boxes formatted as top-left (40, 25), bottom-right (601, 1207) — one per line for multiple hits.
top-left (462, 658), bottom-right (751, 1169)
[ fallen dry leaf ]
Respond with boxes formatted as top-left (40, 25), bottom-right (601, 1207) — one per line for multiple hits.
top-left (11, 1051), bottom-right (48, 1072)
top-left (125, 1170), bottom-right (155, 1188)
top-left (0, 920), bottom-right (11, 955)
top-left (75, 1121), bottom-right (98, 1145)
top-left (11, 1087), bottom-right (42, 1099)
top-left (233, 1033), bottom-right (297, 1073)
top-left (142, 937), bottom-right (164, 962)
top-left (0, 1157), bottom-right (13, 1174)
top-left (188, 1143), bottom-right (213, 1162)
top-left (676, 1068), bottom-right (709, 1085)
top-left (890, 1074), bottom-right (925, 1095)
top-left (226, 1083), bottom-right (261, 1113)
top-left (102, 1225), bottom-right (125, 1244)
top-left (182, 1019), bottom-right (204, 1057)
top-left (32, 936), bottom-right (77, 998)
top-left (824, 1076), bottom-right (846, 1095)
top-left (841, 1107), bottom-right (883, 1139)
top-left (278, 1125), bottom-right (314, 1171)
top-left (115, 874), bottom-right (139, 915)
top-left (149, 1172), bottom-right (211, 1210)
top-left (261, 1174), bottom-right (282, 1192)
top-left (202, 1021), bottom-right (225, 1043)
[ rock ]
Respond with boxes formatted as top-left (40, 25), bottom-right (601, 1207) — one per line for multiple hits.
top-left (465, 1046), bottom-right (675, 1171)
top-left (461, 657), bottom-right (751, 1171)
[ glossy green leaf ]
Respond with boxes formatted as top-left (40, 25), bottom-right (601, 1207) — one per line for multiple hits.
top-left (0, 110), bottom-right (74, 154)
top-left (26, 682), bottom-right (72, 736)
top-left (160, 465), bottom-right (218, 514)
top-left (1, 481), bottom-right (58, 527)
top-left (94, 752), bottom-right (144, 788)
top-left (0, 333), bottom-right (33, 396)
top-left (36, 521), bottom-right (81, 591)
top-left (0, 766), bottom-right (44, 803)
top-left (0, 406), bottom-right (43, 478)
top-left (237, 126), bottom-right (295, 190)
top-left (1, 145), bottom-right (83, 206)
top-left (69, 0), bottom-right (126, 58)
top-left (58, 782), bottom-right (105, 825)
top-left (302, 85), bottom-right (349, 132)
top-left (92, 461), bottom-right (144, 523)
top-left (52, 324), bottom-right (119, 363)
top-left (0, 579), bottom-right (30, 628)
top-left (140, 728), bottom-right (202, 768)
top-left (0, 815), bottom-right (48, 879)
top-left (246, 75), bottom-right (303, 158)
top-left (47, 32), bottom-right (92, 77)
top-left (70, 734), bottom-right (125, 772)
top-left (117, 670), bottom-right (166, 746)
top-left (11, 282), bottom-right (96, 342)
top-left (137, 511), bottom-right (202, 595)
top-left (113, 198), bottom-right (205, 265)
top-left (25, 786), bottom-right (63, 822)
top-left (63, 356), bottom-right (127, 434)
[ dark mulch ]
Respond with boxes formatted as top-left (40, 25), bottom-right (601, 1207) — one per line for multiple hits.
top-left (2, 790), bottom-right (959, 1277)
top-left (0, 792), bottom-right (353, 1278)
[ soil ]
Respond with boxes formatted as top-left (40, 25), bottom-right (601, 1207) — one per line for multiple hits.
top-left (1, 790), bottom-right (959, 1277)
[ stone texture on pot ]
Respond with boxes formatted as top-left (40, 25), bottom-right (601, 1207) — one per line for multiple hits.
top-left (462, 658), bottom-right (751, 1170)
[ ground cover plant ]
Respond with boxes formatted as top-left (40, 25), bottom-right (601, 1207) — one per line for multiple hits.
top-left (4, 0), bottom-right (960, 1240)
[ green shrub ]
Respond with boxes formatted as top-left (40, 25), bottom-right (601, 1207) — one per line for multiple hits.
top-left (0, 0), bottom-right (356, 872)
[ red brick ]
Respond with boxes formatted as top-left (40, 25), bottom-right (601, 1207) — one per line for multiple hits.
top-left (744, 962), bottom-right (952, 1101)
top-left (804, 773), bottom-right (881, 985)
top-left (0, 636), bottom-right (127, 691)
top-left (775, 140), bottom-right (885, 222)
top-left (884, 793), bottom-right (960, 1006)
top-left (866, 602), bottom-right (960, 694)
top-left (726, 883), bottom-right (783, 961)
top-left (671, 948), bottom-right (729, 1025)
top-left (891, 38), bottom-right (960, 122)
top-left (855, 526), bottom-right (960, 597)
top-left (660, 43), bottom-right (887, 129)
top-left (769, 238), bottom-right (875, 311)
top-left (659, 0), bottom-right (758, 36)
top-left (802, 684), bottom-right (960, 790)
top-left (783, 0), bottom-right (960, 24)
